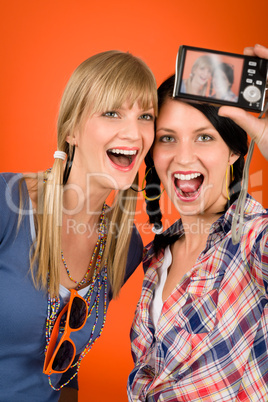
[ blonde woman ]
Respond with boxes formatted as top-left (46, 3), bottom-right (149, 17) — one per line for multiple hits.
top-left (0, 50), bottom-right (157, 401)
top-left (181, 54), bottom-right (213, 96)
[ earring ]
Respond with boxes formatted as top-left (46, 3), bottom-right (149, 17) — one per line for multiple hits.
top-left (63, 147), bottom-right (75, 185)
top-left (225, 164), bottom-right (234, 200)
top-left (142, 167), bottom-right (165, 201)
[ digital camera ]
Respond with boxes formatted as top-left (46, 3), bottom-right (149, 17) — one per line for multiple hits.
top-left (173, 45), bottom-right (268, 112)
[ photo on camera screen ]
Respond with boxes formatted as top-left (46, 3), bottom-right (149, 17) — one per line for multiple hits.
top-left (180, 49), bottom-right (244, 103)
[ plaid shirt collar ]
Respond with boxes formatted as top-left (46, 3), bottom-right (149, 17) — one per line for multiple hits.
top-left (144, 194), bottom-right (266, 270)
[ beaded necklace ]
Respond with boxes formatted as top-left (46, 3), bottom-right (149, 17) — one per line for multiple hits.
top-left (61, 203), bottom-right (106, 290)
top-left (45, 203), bottom-right (109, 391)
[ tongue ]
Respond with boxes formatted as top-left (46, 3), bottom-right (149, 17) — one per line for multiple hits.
top-left (108, 153), bottom-right (131, 167)
top-left (176, 176), bottom-right (202, 193)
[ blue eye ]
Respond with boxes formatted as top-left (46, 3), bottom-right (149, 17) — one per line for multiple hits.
top-left (159, 135), bottom-right (175, 143)
top-left (139, 114), bottom-right (154, 121)
top-left (197, 134), bottom-right (212, 142)
top-left (103, 111), bottom-right (119, 118)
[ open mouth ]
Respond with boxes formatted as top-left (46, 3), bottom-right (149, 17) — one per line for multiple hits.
top-left (107, 148), bottom-right (138, 169)
top-left (174, 172), bottom-right (204, 199)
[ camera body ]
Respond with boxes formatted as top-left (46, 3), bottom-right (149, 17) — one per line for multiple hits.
top-left (173, 45), bottom-right (268, 112)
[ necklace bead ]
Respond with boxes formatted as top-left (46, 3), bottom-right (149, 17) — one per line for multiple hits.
top-left (45, 203), bottom-right (108, 390)
top-left (61, 203), bottom-right (106, 289)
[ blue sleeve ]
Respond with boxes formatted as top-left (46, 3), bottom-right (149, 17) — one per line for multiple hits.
top-left (124, 225), bottom-right (143, 284)
top-left (0, 173), bottom-right (24, 245)
top-left (0, 174), bottom-right (9, 244)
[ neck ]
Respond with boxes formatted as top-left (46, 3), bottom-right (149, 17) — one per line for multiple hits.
top-left (63, 169), bottom-right (111, 225)
top-left (180, 212), bottom-right (221, 253)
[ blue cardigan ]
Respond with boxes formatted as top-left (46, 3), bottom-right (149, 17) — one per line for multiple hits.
top-left (0, 173), bottom-right (143, 401)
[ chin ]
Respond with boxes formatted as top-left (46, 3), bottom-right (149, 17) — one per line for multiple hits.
top-left (112, 179), bottom-right (135, 192)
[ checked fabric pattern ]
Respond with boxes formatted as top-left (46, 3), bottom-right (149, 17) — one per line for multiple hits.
top-left (127, 195), bottom-right (268, 401)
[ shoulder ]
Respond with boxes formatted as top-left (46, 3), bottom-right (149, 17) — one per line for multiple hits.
top-left (0, 172), bottom-right (22, 187)
top-left (0, 173), bottom-right (24, 243)
top-left (0, 172), bottom-right (36, 212)
top-left (242, 211), bottom-right (268, 249)
top-left (0, 172), bottom-right (23, 205)
top-left (235, 196), bottom-right (268, 254)
top-left (0, 172), bottom-right (36, 196)
top-left (243, 195), bottom-right (268, 231)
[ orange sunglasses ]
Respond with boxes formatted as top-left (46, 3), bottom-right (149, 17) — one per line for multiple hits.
top-left (43, 289), bottom-right (88, 375)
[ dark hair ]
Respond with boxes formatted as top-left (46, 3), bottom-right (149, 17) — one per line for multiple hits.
top-left (145, 74), bottom-right (248, 239)
top-left (214, 62), bottom-right (234, 86)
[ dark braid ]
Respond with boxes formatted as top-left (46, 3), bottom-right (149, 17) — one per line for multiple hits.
top-left (144, 152), bottom-right (163, 232)
top-left (145, 148), bottom-right (181, 254)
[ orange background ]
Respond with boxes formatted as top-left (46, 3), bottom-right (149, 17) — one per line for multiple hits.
top-left (1, 1), bottom-right (267, 401)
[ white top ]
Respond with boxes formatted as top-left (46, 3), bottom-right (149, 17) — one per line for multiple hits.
top-left (59, 284), bottom-right (90, 303)
top-left (150, 246), bottom-right (172, 329)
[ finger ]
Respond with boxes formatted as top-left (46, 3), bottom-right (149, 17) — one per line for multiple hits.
top-left (243, 46), bottom-right (255, 56)
top-left (218, 106), bottom-right (265, 142)
top-left (243, 44), bottom-right (268, 59)
top-left (253, 44), bottom-right (268, 59)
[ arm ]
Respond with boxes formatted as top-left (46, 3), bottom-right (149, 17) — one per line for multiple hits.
top-left (219, 44), bottom-right (268, 289)
top-left (218, 44), bottom-right (268, 160)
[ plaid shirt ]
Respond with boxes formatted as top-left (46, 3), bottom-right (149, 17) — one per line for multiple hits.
top-left (128, 195), bottom-right (268, 401)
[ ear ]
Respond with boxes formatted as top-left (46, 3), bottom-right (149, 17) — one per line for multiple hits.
top-left (229, 151), bottom-right (240, 166)
top-left (66, 133), bottom-right (77, 146)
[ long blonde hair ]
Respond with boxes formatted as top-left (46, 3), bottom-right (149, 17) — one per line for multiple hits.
top-left (29, 50), bottom-right (157, 298)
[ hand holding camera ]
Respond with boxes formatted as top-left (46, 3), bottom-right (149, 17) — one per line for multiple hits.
top-left (219, 44), bottom-right (268, 161)
top-left (174, 44), bottom-right (268, 112)
top-left (174, 43), bottom-right (268, 160)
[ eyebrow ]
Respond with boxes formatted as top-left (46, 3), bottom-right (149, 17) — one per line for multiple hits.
top-left (194, 126), bottom-right (216, 133)
top-left (156, 125), bottom-right (216, 134)
top-left (156, 127), bottom-right (176, 134)
top-left (118, 105), bottom-right (155, 113)
top-left (141, 106), bottom-right (155, 112)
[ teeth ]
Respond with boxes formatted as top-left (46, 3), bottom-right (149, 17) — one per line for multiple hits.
top-left (109, 149), bottom-right (137, 155)
top-left (174, 172), bottom-right (201, 180)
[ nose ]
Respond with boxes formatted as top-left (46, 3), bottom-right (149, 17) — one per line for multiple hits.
top-left (118, 118), bottom-right (141, 141)
top-left (173, 140), bottom-right (197, 166)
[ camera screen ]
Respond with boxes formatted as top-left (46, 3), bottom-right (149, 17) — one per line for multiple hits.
top-left (180, 49), bottom-right (245, 103)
